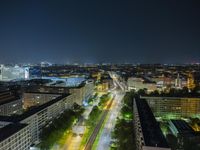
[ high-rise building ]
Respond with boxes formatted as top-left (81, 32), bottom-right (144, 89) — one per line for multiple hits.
top-left (187, 72), bottom-right (195, 90)
top-left (0, 90), bottom-right (23, 116)
top-left (175, 73), bottom-right (182, 89)
top-left (142, 96), bottom-right (200, 118)
top-left (133, 98), bottom-right (170, 150)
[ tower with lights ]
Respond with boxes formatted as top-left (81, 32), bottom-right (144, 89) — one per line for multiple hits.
top-left (175, 73), bottom-right (182, 89)
top-left (187, 72), bottom-right (195, 91)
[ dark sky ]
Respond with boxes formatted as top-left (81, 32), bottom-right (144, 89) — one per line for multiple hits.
top-left (0, 0), bottom-right (200, 64)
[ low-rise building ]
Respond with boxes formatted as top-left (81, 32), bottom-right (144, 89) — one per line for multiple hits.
top-left (127, 77), bottom-right (157, 92)
top-left (169, 120), bottom-right (200, 149)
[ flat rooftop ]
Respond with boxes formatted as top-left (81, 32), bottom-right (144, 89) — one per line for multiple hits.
top-left (141, 96), bottom-right (200, 99)
top-left (135, 98), bottom-right (169, 148)
top-left (170, 120), bottom-right (194, 134)
top-left (0, 90), bottom-right (21, 105)
top-left (24, 91), bottom-right (62, 95)
top-left (0, 94), bottom-right (70, 122)
top-left (0, 123), bottom-right (28, 142)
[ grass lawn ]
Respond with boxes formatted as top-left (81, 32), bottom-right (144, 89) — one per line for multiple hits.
top-left (92, 109), bottom-right (110, 150)
top-left (79, 111), bottom-right (103, 149)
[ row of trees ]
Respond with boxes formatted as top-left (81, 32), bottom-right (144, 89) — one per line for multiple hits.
top-left (111, 91), bottom-right (136, 150)
top-left (80, 93), bottom-right (109, 146)
top-left (138, 86), bottom-right (200, 97)
top-left (86, 93), bottom-right (111, 127)
top-left (39, 104), bottom-right (84, 149)
top-left (87, 106), bottom-right (102, 126)
top-left (88, 93), bottom-right (98, 105)
top-left (98, 93), bottom-right (111, 108)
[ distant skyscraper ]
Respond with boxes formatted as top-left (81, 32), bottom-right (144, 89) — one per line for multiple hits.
top-left (0, 65), bottom-right (3, 80)
top-left (187, 72), bottom-right (195, 91)
top-left (175, 73), bottom-right (182, 89)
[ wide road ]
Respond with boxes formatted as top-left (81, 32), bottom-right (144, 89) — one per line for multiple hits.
top-left (60, 94), bottom-right (102, 150)
top-left (96, 90), bottom-right (125, 150)
top-left (84, 98), bottom-right (114, 150)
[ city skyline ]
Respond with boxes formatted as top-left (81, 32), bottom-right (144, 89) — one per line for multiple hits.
top-left (0, 0), bottom-right (200, 63)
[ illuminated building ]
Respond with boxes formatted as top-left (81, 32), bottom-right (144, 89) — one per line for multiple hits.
top-left (0, 90), bottom-right (23, 116)
top-left (0, 65), bottom-right (29, 81)
top-left (43, 76), bottom-right (86, 87)
top-left (0, 94), bottom-right (73, 146)
top-left (27, 79), bottom-right (94, 106)
top-left (127, 77), bottom-right (157, 93)
top-left (97, 82), bottom-right (109, 91)
top-left (69, 80), bottom-right (94, 105)
top-left (175, 73), bottom-right (182, 89)
top-left (91, 72), bottom-right (101, 81)
top-left (23, 92), bottom-right (60, 109)
top-left (142, 96), bottom-right (200, 118)
top-left (28, 66), bottom-right (42, 78)
top-left (187, 72), bottom-right (195, 90)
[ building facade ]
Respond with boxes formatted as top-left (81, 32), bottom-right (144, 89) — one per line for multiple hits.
top-left (142, 96), bottom-right (200, 118)
top-left (0, 90), bottom-right (23, 116)
top-left (23, 92), bottom-right (60, 109)
top-left (0, 123), bottom-right (31, 150)
top-left (0, 94), bottom-right (74, 146)
top-left (127, 77), bottom-right (157, 93)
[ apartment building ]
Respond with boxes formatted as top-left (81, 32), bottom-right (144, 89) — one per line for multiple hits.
top-left (0, 90), bottom-right (23, 116)
top-left (23, 92), bottom-right (60, 109)
top-left (0, 123), bottom-right (30, 150)
top-left (69, 80), bottom-right (94, 105)
top-left (133, 98), bottom-right (170, 150)
top-left (0, 94), bottom-right (72, 145)
top-left (26, 79), bottom-right (94, 106)
top-left (142, 96), bottom-right (200, 118)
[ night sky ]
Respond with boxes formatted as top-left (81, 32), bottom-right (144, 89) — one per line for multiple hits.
top-left (0, 0), bottom-right (200, 64)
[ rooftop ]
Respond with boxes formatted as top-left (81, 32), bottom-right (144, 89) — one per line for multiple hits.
top-left (141, 96), bottom-right (200, 100)
top-left (0, 123), bottom-right (28, 142)
top-left (0, 90), bottom-right (21, 105)
top-left (135, 98), bottom-right (169, 148)
top-left (170, 120), bottom-right (194, 134)
top-left (24, 91), bottom-right (62, 95)
top-left (0, 94), bottom-right (70, 122)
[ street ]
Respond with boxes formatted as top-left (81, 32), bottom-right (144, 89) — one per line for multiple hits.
top-left (60, 93), bottom-right (103, 150)
top-left (96, 90), bottom-right (125, 150)
top-left (84, 98), bottom-right (114, 150)
top-left (60, 72), bottom-right (125, 150)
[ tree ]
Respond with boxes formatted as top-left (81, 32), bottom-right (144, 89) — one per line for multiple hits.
top-left (166, 134), bottom-right (178, 150)
top-left (137, 89), bottom-right (146, 96)
top-left (111, 91), bottom-right (136, 150)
